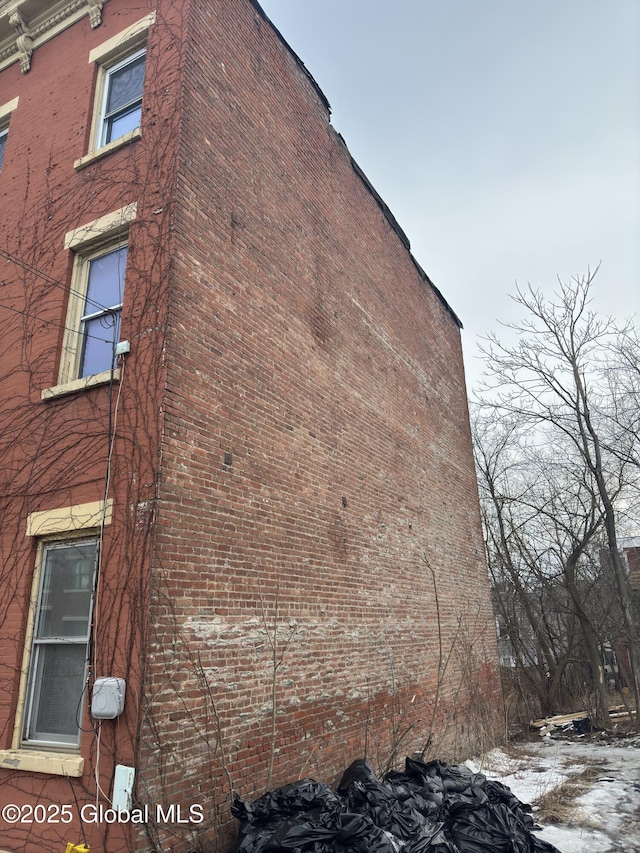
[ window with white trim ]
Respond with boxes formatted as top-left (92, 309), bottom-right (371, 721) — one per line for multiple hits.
top-left (75, 13), bottom-right (155, 168)
top-left (23, 538), bottom-right (97, 747)
top-left (52, 204), bottom-right (136, 392)
top-left (0, 96), bottom-right (18, 173)
top-left (59, 242), bottom-right (128, 383)
top-left (98, 48), bottom-right (146, 147)
top-left (78, 244), bottom-right (127, 378)
top-left (0, 127), bottom-right (8, 171)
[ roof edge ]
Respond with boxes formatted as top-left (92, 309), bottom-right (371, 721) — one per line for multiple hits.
top-left (249, 0), bottom-right (331, 115)
top-left (249, 0), bottom-right (463, 331)
top-left (343, 143), bottom-right (463, 330)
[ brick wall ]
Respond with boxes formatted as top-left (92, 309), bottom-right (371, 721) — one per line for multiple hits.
top-left (0, 0), bottom-right (500, 848)
top-left (141, 0), bottom-right (502, 848)
top-left (0, 2), bottom-right (179, 850)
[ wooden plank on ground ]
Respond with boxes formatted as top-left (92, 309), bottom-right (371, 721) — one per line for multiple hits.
top-left (531, 711), bottom-right (588, 728)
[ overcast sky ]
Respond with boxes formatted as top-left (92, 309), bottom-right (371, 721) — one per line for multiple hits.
top-left (258, 0), bottom-right (639, 389)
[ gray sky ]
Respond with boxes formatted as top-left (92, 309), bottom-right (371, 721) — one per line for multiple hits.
top-left (258, 0), bottom-right (639, 389)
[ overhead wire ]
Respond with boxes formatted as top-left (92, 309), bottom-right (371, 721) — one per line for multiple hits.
top-left (0, 299), bottom-right (119, 345)
top-left (0, 246), bottom-right (114, 314)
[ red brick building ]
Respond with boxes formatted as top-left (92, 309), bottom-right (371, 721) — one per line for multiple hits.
top-left (0, 1), bottom-right (502, 850)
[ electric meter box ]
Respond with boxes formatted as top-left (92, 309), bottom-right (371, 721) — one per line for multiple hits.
top-left (91, 677), bottom-right (126, 719)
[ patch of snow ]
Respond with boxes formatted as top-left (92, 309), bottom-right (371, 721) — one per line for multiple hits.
top-left (469, 738), bottom-right (640, 853)
top-left (537, 824), bottom-right (614, 853)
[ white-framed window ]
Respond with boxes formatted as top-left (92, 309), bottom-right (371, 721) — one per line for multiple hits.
top-left (57, 241), bottom-right (128, 385)
top-left (98, 48), bottom-right (146, 148)
top-left (22, 538), bottom-right (97, 747)
top-left (0, 96), bottom-right (18, 173)
top-left (0, 127), bottom-right (8, 171)
top-left (75, 243), bottom-right (127, 379)
top-left (47, 203), bottom-right (137, 394)
top-left (73, 14), bottom-right (155, 170)
top-left (0, 501), bottom-right (110, 775)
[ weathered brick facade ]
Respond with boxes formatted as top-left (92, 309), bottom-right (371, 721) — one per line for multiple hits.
top-left (0, 0), bottom-right (502, 850)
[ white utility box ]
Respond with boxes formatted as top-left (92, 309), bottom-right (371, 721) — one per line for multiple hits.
top-left (91, 676), bottom-right (126, 719)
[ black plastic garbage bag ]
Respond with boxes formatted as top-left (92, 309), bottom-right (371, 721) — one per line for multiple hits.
top-left (341, 760), bottom-right (456, 844)
top-left (573, 717), bottom-right (591, 735)
top-left (384, 775), bottom-right (444, 821)
top-left (449, 801), bottom-right (562, 853)
top-left (384, 757), bottom-right (487, 825)
top-left (404, 821), bottom-right (461, 853)
top-left (233, 809), bottom-right (400, 853)
top-left (280, 812), bottom-right (399, 853)
top-left (337, 759), bottom-right (380, 793)
top-left (231, 780), bottom-right (344, 853)
top-left (231, 757), bottom-right (563, 853)
top-left (449, 802), bottom-right (534, 853)
top-left (350, 781), bottom-right (439, 841)
top-left (232, 780), bottom-right (341, 826)
top-left (484, 779), bottom-right (539, 831)
top-left (401, 757), bottom-right (482, 794)
top-left (384, 782), bottom-right (442, 823)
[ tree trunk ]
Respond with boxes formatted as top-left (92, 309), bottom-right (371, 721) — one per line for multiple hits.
top-left (565, 561), bottom-right (610, 728)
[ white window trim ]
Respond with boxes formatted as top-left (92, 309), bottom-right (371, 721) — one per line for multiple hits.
top-left (26, 500), bottom-right (113, 537)
top-left (41, 204), bottom-right (136, 397)
top-left (0, 96), bottom-right (19, 123)
top-left (97, 47), bottom-right (146, 148)
top-left (41, 369), bottom-right (122, 401)
top-left (80, 13), bottom-right (155, 162)
top-left (0, 500), bottom-right (113, 776)
top-left (64, 203), bottom-right (137, 250)
top-left (58, 243), bottom-right (127, 384)
top-left (88, 13), bottom-right (155, 66)
top-left (22, 538), bottom-right (97, 748)
top-left (0, 127), bottom-right (8, 169)
top-left (0, 96), bottom-right (18, 171)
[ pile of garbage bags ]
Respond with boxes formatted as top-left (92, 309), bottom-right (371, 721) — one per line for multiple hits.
top-left (231, 756), bottom-right (561, 852)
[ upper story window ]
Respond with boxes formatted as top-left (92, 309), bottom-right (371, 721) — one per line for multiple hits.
top-left (76, 244), bottom-right (127, 378)
top-left (49, 240), bottom-right (128, 390)
top-left (74, 14), bottom-right (155, 171)
top-left (40, 203), bottom-right (136, 399)
top-left (0, 128), bottom-right (7, 171)
top-left (0, 96), bottom-right (19, 173)
top-left (99, 49), bottom-right (146, 147)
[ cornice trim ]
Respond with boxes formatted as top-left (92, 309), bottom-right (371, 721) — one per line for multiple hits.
top-left (0, 0), bottom-right (109, 73)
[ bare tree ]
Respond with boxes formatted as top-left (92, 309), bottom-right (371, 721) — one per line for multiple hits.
top-left (475, 271), bottom-right (639, 724)
top-left (473, 410), bottom-right (613, 724)
top-left (603, 327), bottom-right (640, 477)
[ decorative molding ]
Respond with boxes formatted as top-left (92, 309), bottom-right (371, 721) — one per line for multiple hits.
top-left (8, 10), bottom-right (32, 72)
top-left (28, 0), bottom-right (85, 40)
top-left (87, 0), bottom-right (104, 28)
top-left (0, 0), bottom-right (110, 73)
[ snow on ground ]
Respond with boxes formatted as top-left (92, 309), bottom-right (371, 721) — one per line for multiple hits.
top-left (467, 736), bottom-right (640, 853)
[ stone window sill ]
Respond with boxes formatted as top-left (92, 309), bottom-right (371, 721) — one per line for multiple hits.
top-left (41, 369), bottom-right (120, 400)
top-left (74, 128), bottom-right (141, 171)
top-left (0, 748), bottom-right (83, 777)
